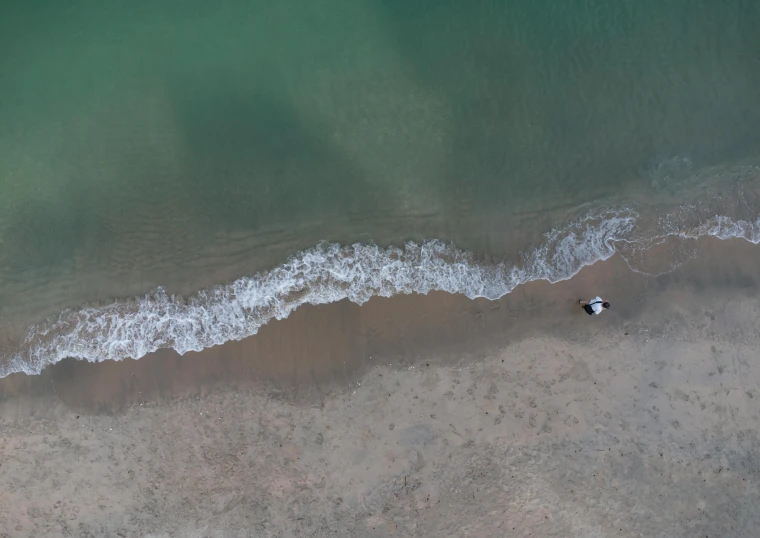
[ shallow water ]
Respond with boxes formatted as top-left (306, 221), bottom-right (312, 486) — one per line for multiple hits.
top-left (1, 0), bottom-right (760, 374)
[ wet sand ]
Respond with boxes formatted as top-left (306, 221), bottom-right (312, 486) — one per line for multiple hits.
top-left (2, 239), bottom-right (760, 536)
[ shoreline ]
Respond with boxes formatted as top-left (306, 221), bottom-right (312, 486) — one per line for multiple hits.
top-left (1, 237), bottom-right (760, 536)
top-left (3, 196), bottom-right (760, 380)
top-left (2, 235), bottom-right (759, 413)
top-left (1, 251), bottom-right (642, 413)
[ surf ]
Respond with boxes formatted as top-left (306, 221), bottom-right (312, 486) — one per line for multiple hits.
top-left (3, 203), bottom-right (760, 378)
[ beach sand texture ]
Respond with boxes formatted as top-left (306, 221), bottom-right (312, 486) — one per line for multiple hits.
top-left (2, 238), bottom-right (759, 537)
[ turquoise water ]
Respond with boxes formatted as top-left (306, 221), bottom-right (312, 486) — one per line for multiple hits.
top-left (2, 0), bottom-right (760, 375)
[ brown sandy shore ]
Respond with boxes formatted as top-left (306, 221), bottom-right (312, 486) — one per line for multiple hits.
top-left (2, 238), bottom-right (760, 537)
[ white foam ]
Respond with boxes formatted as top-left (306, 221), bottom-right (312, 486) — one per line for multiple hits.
top-left (1, 208), bottom-right (758, 378)
top-left (687, 216), bottom-right (760, 244)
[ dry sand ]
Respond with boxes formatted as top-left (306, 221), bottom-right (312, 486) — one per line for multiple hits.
top-left (1, 239), bottom-right (760, 537)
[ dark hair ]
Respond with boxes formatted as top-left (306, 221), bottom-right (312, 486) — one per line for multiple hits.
top-left (602, 302), bottom-right (611, 309)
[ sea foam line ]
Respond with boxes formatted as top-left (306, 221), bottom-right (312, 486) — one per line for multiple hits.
top-left (2, 209), bottom-right (759, 377)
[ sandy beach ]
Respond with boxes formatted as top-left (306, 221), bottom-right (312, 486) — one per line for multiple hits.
top-left (2, 238), bottom-right (760, 537)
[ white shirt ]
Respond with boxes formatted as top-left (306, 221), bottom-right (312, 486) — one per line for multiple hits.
top-left (588, 297), bottom-right (604, 315)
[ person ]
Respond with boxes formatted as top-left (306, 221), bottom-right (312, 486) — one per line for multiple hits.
top-left (579, 297), bottom-right (610, 316)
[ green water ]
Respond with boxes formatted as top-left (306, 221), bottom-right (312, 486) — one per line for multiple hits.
top-left (1, 0), bottom-right (760, 332)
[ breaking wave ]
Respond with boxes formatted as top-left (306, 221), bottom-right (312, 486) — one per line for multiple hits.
top-left (1, 207), bottom-right (759, 377)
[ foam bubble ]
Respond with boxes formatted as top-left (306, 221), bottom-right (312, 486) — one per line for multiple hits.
top-left (688, 216), bottom-right (760, 244)
top-left (1, 207), bottom-right (758, 378)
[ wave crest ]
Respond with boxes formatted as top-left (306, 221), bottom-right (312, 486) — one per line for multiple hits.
top-left (2, 207), bottom-right (759, 377)
top-left (3, 210), bottom-right (636, 376)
